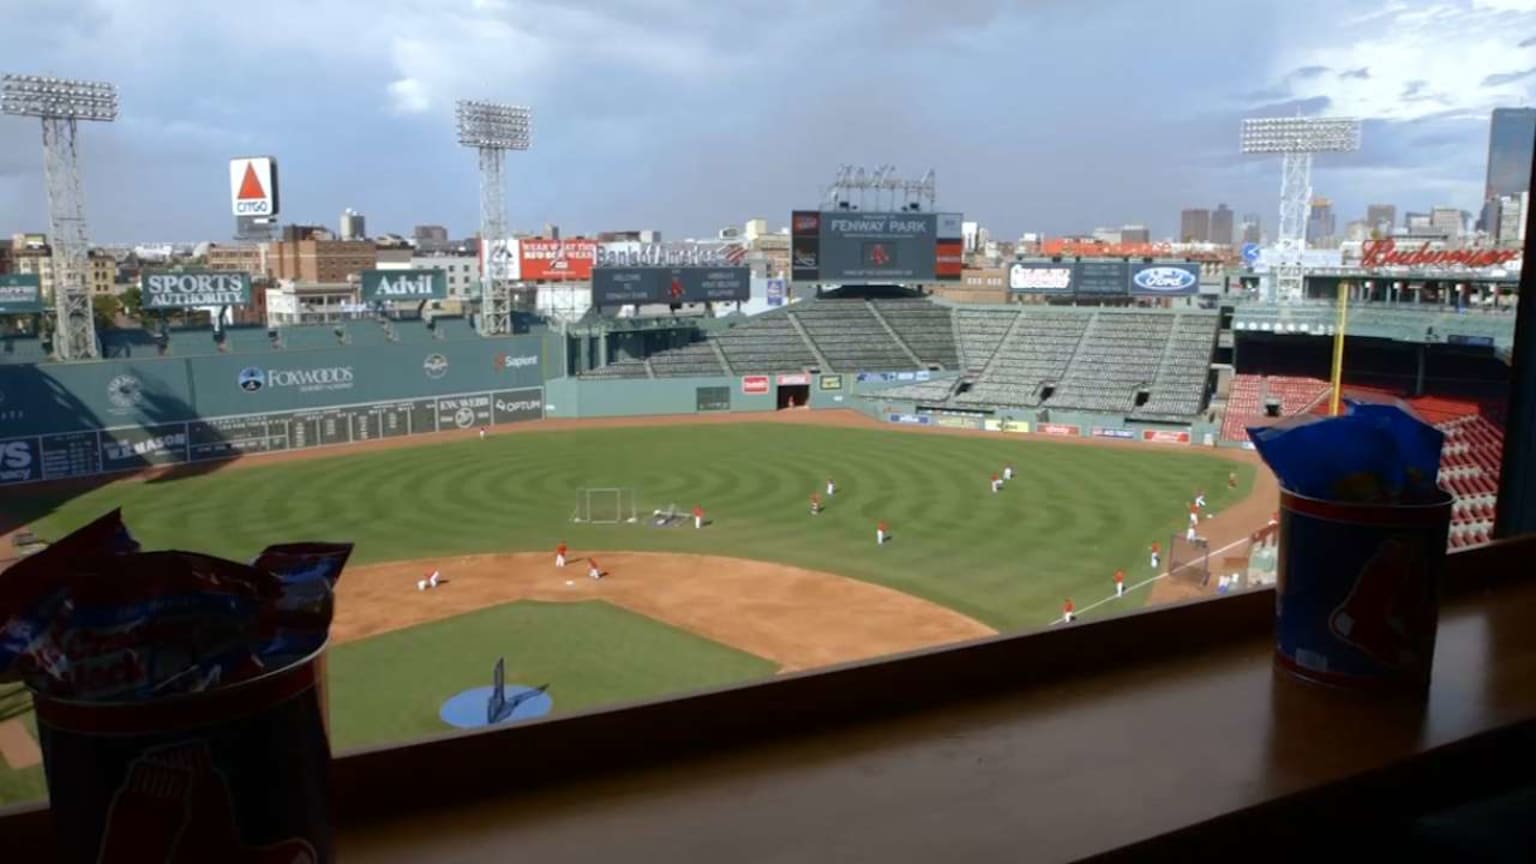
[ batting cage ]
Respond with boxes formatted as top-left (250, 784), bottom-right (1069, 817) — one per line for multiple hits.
top-left (1166, 533), bottom-right (1211, 587)
top-left (571, 487), bottom-right (639, 524)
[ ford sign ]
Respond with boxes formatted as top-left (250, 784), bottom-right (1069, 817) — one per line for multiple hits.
top-left (1131, 265), bottom-right (1199, 295)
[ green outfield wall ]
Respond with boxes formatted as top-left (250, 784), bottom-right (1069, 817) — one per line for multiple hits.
top-left (0, 336), bottom-right (551, 485)
top-left (547, 375), bottom-right (776, 419)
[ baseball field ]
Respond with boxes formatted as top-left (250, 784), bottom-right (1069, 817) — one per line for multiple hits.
top-left (0, 411), bottom-right (1263, 805)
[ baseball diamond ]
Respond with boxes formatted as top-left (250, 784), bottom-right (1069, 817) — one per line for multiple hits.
top-left (0, 410), bottom-right (1262, 804)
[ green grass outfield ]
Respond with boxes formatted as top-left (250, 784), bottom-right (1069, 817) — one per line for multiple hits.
top-left (0, 421), bottom-right (1252, 805)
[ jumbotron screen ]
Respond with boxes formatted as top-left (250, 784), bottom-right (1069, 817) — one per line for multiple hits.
top-left (791, 210), bottom-right (962, 283)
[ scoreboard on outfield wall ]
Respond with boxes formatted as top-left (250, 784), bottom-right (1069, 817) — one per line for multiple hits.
top-left (790, 210), bottom-right (963, 284)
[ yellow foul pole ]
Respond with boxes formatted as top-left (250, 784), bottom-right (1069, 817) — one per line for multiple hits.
top-left (1328, 282), bottom-right (1350, 415)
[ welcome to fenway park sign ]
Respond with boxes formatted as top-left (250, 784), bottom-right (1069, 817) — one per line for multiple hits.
top-left (1359, 239), bottom-right (1520, 270)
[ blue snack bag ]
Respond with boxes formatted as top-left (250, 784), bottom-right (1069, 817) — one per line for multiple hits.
top-left (1249, 400), bottom-right (1443, 503)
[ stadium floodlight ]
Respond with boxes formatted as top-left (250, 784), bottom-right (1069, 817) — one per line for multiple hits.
top-left (1239, 117), bottom-right (1360, 154)
top-left (2, 73), bottom-right (120, 360)
top-left (1241, 116), bottom-right (1361, 303)
top-left (456, 99), bottom-right (532, 337)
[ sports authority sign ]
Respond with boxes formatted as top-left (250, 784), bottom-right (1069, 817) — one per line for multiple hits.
top-left (229, 157), bottom-right (279, 217)
top-left (0, 274), bottom-right (44, 314)
top-left (741, 375), bottom-right (770, 395)
top-left (360, 269), bottom-right (447, 302)
top-left (1358, 239), bottom-right (1521, 270)
top-left (141, 271), bottom-right (252, 309)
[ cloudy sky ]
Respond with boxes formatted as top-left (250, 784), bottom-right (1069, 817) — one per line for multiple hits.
top-left (1, 0), bottom-right (1533, 244)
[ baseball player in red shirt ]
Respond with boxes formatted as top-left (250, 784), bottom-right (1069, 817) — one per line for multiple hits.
top-left (1150, 541), bottom-right (1161, 569)
top-left (555, 543), bottom-right (568, 568)
top-left (587, 558), bottom-right (603, 580)
top-left (990, 473), bottom-right (1002, 493)
top-left (810, 493), bottom-right (822, 516)
top-left (877, 520), bottom-right (888, 545)
top-left (1114, 568), bottom-right (1126, 598)
top-left (1188, 502), bottom-right (1201, 527)
top-left (693, 505), bottom-right (705, 529)
top-left (1062, 598), bottom-right (1076, 623)
top-left (1269, 511), bottom-right (1279, 526)
top-left (416, 569), bottom-right (441, 591)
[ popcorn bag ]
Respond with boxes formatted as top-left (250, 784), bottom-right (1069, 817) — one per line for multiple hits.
top-left (1249, 402), bottom-right (1452, 697)
top-left (0, 511), bottom-right (350, 863)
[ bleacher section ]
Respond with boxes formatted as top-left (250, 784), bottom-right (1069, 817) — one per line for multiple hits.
top-left (1050, 312), bottom-right (1174, 413)
top-left (646, 341), bottom-right (726, 377)
top-left (871, 299), bottom-right (959, 369)
top-left (952, 308), bottom-right (1019, 371)
top-left (790, 303), bottom-right (914, 372)
top-left (953, 310), bottom-right (1088, 408)
top-left (582, 358), bottom-right (650, 379)
top-left (1132, 315), bottom-right (1219, 420)
top-left (578, 300), bottom-right (1218, 421)
top-left (1439, 414), bottom-right (1503, 549)
top-left (1218, 375), bottom-right (1329, 443)
top-left (712, 309), bottom-right (819, 374)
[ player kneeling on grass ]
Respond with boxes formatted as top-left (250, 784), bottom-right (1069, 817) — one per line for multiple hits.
top-left (417, 569), bottom-right (442, 591)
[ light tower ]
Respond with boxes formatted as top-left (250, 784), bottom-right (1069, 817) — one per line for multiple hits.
top-left (2, 73), bottom-right (119, 360)
top-left (1240, 117), bottom-right (1360, 302)
top-left (456, 99), bottom-right (531, 337)
top-left (822, 165), bottom-right (936, 212)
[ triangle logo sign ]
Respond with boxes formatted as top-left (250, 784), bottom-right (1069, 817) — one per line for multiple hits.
top-left (237, 163), bottom-right (267, 200)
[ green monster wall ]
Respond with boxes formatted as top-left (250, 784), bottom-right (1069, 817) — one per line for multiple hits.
top-left (0, 336), bottom-right (551, 485)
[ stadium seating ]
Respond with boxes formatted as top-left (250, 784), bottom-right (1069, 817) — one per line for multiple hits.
top-left (581, 358), bottom-right (651, 379)
top-left (953, 309), bottom-right (1088, 408)
top-left (1048, 312), bottom-right (1174, 413)
top-left (1438, 413), bottom-right (1504, 549)
top-left (1132, 315), bottom-right (1219, 420)
top-left (790, 303), bottom-right (916, 372)
top-left (870, 299), bottom-right (959, 369)
top-left (1219, 375), bottom-right (1329, 443)
top-left (712, 309), bottom-right (820, 374)
top-left (645, 340), bottom-right (727, 377)
top-left (951, 308), bottom-right (1019, 371)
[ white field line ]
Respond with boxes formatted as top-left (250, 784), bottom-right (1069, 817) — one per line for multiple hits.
top-left (1048, 535), bottom-right (1251, 626)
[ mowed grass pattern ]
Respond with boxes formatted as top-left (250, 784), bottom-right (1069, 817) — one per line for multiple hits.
top-left (16, 422), bottom-right (1252, 630)
top-left (0, 422), bottom-right (1252, 805)
top-left (325, 600), bottom-right (778, 751)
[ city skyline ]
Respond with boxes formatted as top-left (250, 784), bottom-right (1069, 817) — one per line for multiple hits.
top-left (1, 0), bottom-right (1534, 244)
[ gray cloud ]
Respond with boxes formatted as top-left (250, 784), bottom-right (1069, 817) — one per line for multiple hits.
top-left (1290, 65), bottom-right (1331, 79)
top-left (1482, 68), bottom-right (1536, 86)
top-left (1339, 67), bottom-right (1370, 80)
top-left (1401, 80), bottom-right (1429, 99)
top-left (1247, 96), bottom-right (1333, 116)
top-left (1520, 35), bottom-right (1536, 47)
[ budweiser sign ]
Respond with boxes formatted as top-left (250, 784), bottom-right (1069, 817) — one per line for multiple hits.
top-left (1359, 240), bottom-right (1520, 270)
